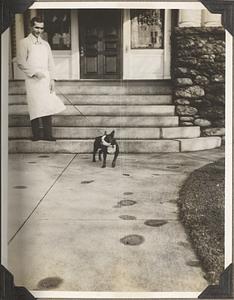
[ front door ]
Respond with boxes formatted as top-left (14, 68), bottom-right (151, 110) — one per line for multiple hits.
top-left (79, 10), bottom-right (121, 79)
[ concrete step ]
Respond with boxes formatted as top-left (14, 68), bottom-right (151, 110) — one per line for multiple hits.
top-left (178, 137), bottom-right (222, 151)
top-left (9, 80), bottom-right (172, 95)
top-left (8, 137), bottom-right (222, 154)
top-left (9, 115), bottom-right (179, 127)
top-left (9, 94), bottom-right (173, 105)
top-left (9, 126), bottom-right (201, 140)
top-left (9, 104), bottom-right (175, 116)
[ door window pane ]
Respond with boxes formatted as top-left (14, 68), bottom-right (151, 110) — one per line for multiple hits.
top-left (39, 10), bottom-right (71, 50)
top-left (131, 9), bottom-right (164, 49)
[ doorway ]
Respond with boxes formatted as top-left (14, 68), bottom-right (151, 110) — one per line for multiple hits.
top-left (79, 10), bottom-right (122, 79)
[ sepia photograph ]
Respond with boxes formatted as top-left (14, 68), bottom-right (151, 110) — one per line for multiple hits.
top-left (1, 0), bottom-right (233, 298)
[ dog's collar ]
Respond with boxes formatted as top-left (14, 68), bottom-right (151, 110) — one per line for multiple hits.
top-left (101, 135), bottom-right (111, 147)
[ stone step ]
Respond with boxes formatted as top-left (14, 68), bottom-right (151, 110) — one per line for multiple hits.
top-left (9, 104), bottom-right (175, 116)
top-left (178, 137), bottom-right (222, 151)
top-left (9, 126), bottom-right (201, 140)
top-left (9, 115), bottom-right (179, 127)
top-left (8, 137), bottom-right (222, 154)
top-left (9, 80), bottom-right (172, 95)
top-left (9, 94), bottom-right (173, 105)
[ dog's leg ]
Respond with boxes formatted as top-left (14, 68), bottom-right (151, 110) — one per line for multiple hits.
top-left (112, 144), bottom-right (119, 168)
top-left (98, 150), bottom-right (102, 161)
top-left (102, 147), bottom-right (107, 168)
top-left (92, 142), bottom-right (98, 162)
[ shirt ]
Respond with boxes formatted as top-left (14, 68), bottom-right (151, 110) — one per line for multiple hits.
top-left (17, 33), bottom-right (56, 79)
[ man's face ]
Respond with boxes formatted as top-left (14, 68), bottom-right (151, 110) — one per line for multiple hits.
top-left (31, 21), bottom-right (44, 38)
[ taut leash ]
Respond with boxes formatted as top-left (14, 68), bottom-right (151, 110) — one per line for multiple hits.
top-left (55, 86), bottom-right (104, 135)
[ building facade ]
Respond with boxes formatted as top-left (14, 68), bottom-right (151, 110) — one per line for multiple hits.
top-left (8, 8), bottom-right (225, 153)
top-left (10, 8), bottom-right (221, 81)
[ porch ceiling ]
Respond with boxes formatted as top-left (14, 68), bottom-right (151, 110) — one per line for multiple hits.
top-left (31, 1), bottom-right (204, 10)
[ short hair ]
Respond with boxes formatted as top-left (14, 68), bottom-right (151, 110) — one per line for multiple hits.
top-left (30, 16), bottom-right (44, 27)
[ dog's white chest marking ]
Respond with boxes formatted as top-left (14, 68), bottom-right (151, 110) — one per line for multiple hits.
top-left (101, 135), bottom-right (116, 154)
top-left (107, 145), bottom-right (116, 154)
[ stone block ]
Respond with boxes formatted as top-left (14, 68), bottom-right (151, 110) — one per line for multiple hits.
top-left (194, 75), bottom-right (210, 86)
top-left (180, 122), bottom-right (194, 126)
top-left (175, 86), bottom-right (205, 99)
top-left (211, 74), bottom-right (225, 83)
top-left (194, 118), bottom-right (211, 127)
top-left (202, 127), bottom-right (225, 137)
top-left (175, 67), bottom-right (198, 77)
top-left (193, 99), bottom-right (203, 104)
top-left (179, 137), bottom-right (221, 152)
top-left (175, 99), bottom-right (190, 105)
top-left (180, 117), bottom-right (194, 122)
top-left (176, 78), bottom-right (193, 87)
top-left (162, 127), bottom-right (200, 139)
top-left (177, 58), bottom-right (198, 67)
top-left (176, 105), bottom-right (198, 116)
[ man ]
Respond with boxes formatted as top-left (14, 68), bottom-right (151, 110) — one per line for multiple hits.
top-left (17, 16), bottom-right (65, 141)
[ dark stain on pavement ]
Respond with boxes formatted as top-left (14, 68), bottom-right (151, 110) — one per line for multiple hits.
top-left (124, 192), bottom-right (134, 195)
top-left (120, 234), bottom-right (144, 246)
top-left (118, 200), bottom-right (137, 207)
top-left (119, 215), bottom-right (137, 220)
top-left (152, 174), bottom-right (160, 176)
top-left (81, 180), bottom-right (95, 184)
top-left (123, 174), bottom-right (130, 176)
top-left (13, 186), bottom-right (27, 189)
top-left (144, 219), bottom-right (168, 227)
top-left (167, 165), bottom-right (179, 169)
top-left (28, 161), bottom-right (37, 164)
top-left (37, 277), bottom-right (63, 289)
top-left (186, 260), bottom-right (201, 267)
top-left (38, 155), bottom-right (50, 158)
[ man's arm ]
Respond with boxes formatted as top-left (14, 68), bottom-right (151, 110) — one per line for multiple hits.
top-left (16, 39), bottom-right (35, 77)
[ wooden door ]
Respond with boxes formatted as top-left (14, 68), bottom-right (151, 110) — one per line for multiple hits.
top-left (79, 10), bottom-right (121, 79)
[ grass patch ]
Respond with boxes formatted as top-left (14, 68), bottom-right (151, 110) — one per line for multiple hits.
top-left (178, 158), bottom-right (225, 284)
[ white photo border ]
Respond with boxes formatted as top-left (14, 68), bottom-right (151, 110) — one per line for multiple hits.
top-left (1, 1), bottom-right (233, 299)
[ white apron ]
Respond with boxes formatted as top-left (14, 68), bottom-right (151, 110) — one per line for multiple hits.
top-left (25, 43), bottom-right (65, 120)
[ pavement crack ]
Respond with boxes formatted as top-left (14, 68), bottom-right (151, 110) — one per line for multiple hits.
top-left (8, 154), bottom-right (78, 245)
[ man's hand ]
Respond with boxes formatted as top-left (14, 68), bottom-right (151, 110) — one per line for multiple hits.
top-left (49, 79), bottom-right (55, 93)
top-left (33, 72), bottom-right (46, 79)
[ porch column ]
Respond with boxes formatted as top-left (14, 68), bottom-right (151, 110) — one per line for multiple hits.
top-left (15, 14), bottom-right (25, 56)
top-left (178, 9), bottom-right (202, 27)
top-left (201, 10), bottom-right (222, 27)
top-left (1, 29), bottom-right (9, 266)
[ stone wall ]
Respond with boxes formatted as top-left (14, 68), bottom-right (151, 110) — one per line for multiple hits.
top-left (172, 27), bottom-right (225, 140)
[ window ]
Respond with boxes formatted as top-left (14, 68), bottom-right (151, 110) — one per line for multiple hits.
top-left (40, 10), bottom-right (71, 50)
top-left (130, 10), bottom-right (164, 49)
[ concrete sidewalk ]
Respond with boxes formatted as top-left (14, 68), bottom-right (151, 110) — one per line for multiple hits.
top-left (8, 148), bottom-right (225, 292)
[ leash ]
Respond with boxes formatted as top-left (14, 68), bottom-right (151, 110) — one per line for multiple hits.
top-left (55, 86), bottom-right (104, 135)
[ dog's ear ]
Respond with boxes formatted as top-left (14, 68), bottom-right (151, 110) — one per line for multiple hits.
top-left (110, 130), bottom-right (115, 137)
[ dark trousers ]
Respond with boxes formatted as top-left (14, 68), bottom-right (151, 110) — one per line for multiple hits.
top-left (31, 115), bottom-right (53, 140)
